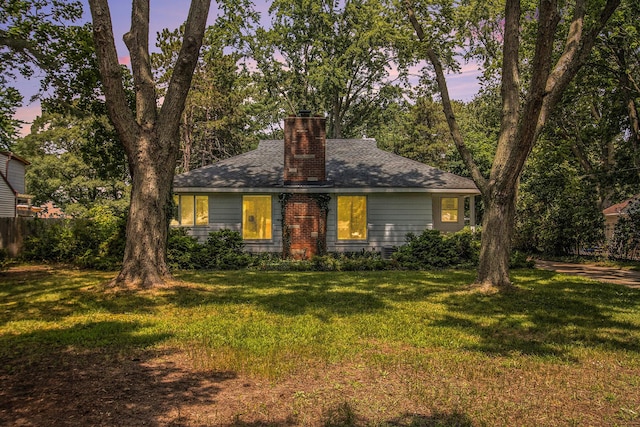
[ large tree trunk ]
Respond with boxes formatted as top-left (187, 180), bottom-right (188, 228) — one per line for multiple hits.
top-left (89, 0), bottom-right (211, 288)
top-left (476, 187), bottom-right (518, 289)
top-left (114, 131), bottom-right (177, 286)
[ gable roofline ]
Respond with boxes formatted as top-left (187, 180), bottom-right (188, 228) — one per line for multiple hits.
top-left (0, 151), bottom-right (30, 166)
top-left (603, 195), bottom-right (640, 216)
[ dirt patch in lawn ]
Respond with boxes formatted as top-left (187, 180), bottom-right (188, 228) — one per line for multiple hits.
top-left (1, 346), bottom-right (639, 427)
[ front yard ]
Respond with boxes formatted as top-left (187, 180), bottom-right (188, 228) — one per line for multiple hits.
top-left (1, 265), bottom-right (639, 426)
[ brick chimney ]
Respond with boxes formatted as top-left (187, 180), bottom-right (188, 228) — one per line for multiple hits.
top-left (284, 111), bottom-right (326, 185)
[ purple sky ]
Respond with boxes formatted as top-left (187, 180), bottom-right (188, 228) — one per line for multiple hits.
top-left (13, 0), bottom-right (481, 136)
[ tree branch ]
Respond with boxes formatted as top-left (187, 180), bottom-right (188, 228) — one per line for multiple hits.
top-left (124, 0), bottom-right (156, 128)
top-left (540, 0), bottom-right (621, 130)
top-left (158, 0), bottom-right (212, 140)
top-left (403, 0), bottom-right (487, 194)
top-left (88, 0), bottom-right (137, 153)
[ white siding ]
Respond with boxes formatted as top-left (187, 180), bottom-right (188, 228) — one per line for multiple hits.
top-left (7, 161), bottom-right (26, 194)
top-left (0, 181), bottom-right (15, 217)
top-left (327, 193), bottom-right (433, 252)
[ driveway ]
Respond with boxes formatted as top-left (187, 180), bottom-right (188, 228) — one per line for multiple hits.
top-left (535, 260), bottom-right (640, 288)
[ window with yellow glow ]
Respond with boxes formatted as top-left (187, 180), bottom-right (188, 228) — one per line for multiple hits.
top-left (172, 195), bottom-right (209, 226)
top-left (195, 196), bottom-right (208, 225)
top-left (337, 196), bottom-right (367, 240)
top-left (243, 195), bottom-right (272, 239)
top-left (441, 197), bottom-right (459, 223)
top-left (181, 195), bottom-right (195, 225)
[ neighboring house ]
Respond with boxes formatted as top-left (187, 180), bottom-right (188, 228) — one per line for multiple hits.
top-left (37, 201), bottom-right (67, 219)
top-left (173, 113), bottom-right (480, 258)
top-left (603, 195), bottom-right (639, 241)
top-left (0, 151), bottom-right (37, 217)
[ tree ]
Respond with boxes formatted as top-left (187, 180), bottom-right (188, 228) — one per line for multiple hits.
top-left (88, 0), bottom-right (211, 287)
top-left (515, 139), bottom-right (605, 256)
top-left (154, 22), bottom-right (262, 172)
top-left (248, 0), bottom-right (404, 138)
top-left (402, 0), bottom-right (620, 290)
top-left (15, 108), bottom-right (129, 216)
top-left (0, 0), bottom-right (84, 148)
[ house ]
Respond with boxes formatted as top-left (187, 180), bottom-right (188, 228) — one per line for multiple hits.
top-left (603, 195), bottom-right (639, 241)
top-left (172, 113), bottom-right (480, 258)
top-left (0, 151), bottom-right (37, 217)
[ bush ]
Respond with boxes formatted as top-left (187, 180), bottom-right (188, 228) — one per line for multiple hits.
top-left (509, 250), bottom-right (535, 269)
top-left (22, 207), bottom-right (126, 270)
top-left (393, 228), bottom-right (480, 269)
top-left (166, 228), bottom-right (201, 270)
top-left (198, 230), bottom-right (252, 270)
top-left (167, 229), bottom-right (252, 270)
top-left (311, 251), bottom-right (391, 271)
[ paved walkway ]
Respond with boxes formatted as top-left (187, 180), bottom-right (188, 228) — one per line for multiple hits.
top-left (535, 260), bottom-right (640, 288)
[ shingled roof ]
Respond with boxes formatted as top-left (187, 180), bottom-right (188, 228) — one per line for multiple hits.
top-left (173, 139), bottom-right (479, 193)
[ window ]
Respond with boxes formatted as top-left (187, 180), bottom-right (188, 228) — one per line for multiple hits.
top-left (337, 196), bottom-right (367, 240)
top-left (441, 197), bottom-right (459, 223)
top-left (172, 195), bottom-right (209, 226)
top-left (243, 195), bottom-right (272, 239)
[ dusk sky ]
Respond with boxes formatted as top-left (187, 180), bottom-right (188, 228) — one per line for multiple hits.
top-left (14, 0), bottom-right (481, 135)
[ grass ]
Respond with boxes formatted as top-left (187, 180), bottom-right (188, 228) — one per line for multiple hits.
top-left (1, 264), bottom-right (639, 426)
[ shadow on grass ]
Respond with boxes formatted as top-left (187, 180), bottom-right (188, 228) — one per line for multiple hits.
top-left (224, 402), bottom-right (474, 427)
top-left (0, 346), bottom-right (236, 427)
top-left (0, 266), bottom-right (163, 325)
top-left (437, 269), bottom-right (640, 358)
top-left (169, 270), bottom-right (474, 318)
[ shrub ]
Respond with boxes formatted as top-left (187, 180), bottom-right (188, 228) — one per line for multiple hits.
top-left (166, 228), bottom-right (201, 270)
top-left (167, 229), bottom-right (251, 270)
top-left (22, 207), bottom-right (126, 270)
top-left (311, 251), bottom-right (391, 271)
top-left (509, 250), bottom-right (535, 269)
top-left (198, 230), bottom-right (252, 270)
top-left (393, 228), bottom-right (480, 269)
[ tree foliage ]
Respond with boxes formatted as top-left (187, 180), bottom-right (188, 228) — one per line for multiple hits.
top-left (609, 199), bottom-right (640, 260)
top-left (248, 0), bottom-right (405, 138)
top-left (14, 108), bottom-right (129, 217)
top-left (516, 139), bottom-right (605, 255)
top-left (0, 0), bottom-right (84, 148)
top-left (154, 19), bottom-right (263, 172)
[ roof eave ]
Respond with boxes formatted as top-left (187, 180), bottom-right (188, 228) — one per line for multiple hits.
top-left (174, 186), bottom-right (481, 195)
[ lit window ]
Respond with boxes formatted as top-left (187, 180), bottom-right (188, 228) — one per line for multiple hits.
top-left (195, 196), bottom-right (208, 225)
top-left (173, 195), bottom-right (209, 226)
top-left (181, 195), bottom-right (195, 225)
top-left (243, 195), bottom-right (272, 239)
top-left (337, 196), bottom-right (367, 240)
top-left (441, 197), bottom-right (458, 222)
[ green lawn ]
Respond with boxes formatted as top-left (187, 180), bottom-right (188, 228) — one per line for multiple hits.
top-left (1, 265), bottom-right (639, 426)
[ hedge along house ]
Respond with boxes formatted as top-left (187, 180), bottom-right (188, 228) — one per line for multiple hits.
top-left (172, 112), bottom-right (480, 259)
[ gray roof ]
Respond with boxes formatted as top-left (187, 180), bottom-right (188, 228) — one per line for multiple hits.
top-left (173, 139), bottom-right (479, 193)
